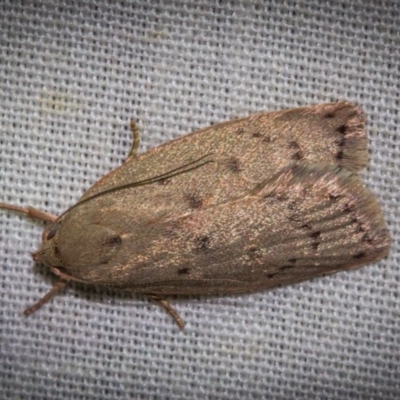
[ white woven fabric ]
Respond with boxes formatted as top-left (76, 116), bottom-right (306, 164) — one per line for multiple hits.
top-left (1, 1), bottom-right (399, 399)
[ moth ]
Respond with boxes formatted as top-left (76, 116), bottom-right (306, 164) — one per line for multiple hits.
top-left (0, 101), bottom-right (391, 328)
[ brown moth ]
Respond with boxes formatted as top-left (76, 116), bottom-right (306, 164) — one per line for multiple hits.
top-left (0, 101), bottom-right (391, 328)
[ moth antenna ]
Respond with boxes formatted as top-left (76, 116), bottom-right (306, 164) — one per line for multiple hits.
top-left (0, 203), bottom-right (56, 223)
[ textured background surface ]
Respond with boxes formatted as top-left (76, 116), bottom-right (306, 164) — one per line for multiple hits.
top-left (0, 1), bottom-right (399, 399)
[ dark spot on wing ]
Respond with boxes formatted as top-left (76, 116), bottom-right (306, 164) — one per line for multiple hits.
top-left (325, 112), bottom-right (335, 119)
top-left (292, 150), bottom-right (304, 160)
top-left (301, 223), bottom-right (312, 230)
top-left (350, 216), bottom-right (358, 224)
top-left (353, 252), bottom-right (366, 259)
top-left (288, 258), bottom-right (297, 263)
top-left (263, 136), bottom-right (272, 143)
top-left (328, 193), bottom-right (341, 200)
top-left (280, 265), bottom-right (295, 271)
top-left (311, 241), bottom-right (320, 250)
top-left (247, 246), bottom-right (262, 260)
top-left (274, 194), bottom-right (289, 202)
top-left (336, 150), bottom-right (344, 160)
top-left (310, 231), bottom-right (321, 239)
top-left (252, 131), bottom-right (262, 138)
top-left (226, 157), bottom-right (242, 173)
top-left (178, 268), bottom-right (190, 275)
top-left (343, 203), bottom-right (354, 213)
top-left (309, 231), bottom-right (321, 250)
top-left (195, 235), bottom-right (211, 252)
top-left (52, 242), bottom-right (62, 264)
top-left (104, 235), bottom-right (122, 247)
top-left (288, 140), bottom-right (304, 160)
top-left (362, 233), bottom-right (373, 244)
top-left (267, 273), bottom-right (277, 279)
top-left (337, 124), bottom-right (347, 135)
top-left (355, 224), bottom-right (365, 233)
top-left (186, 193), bottom-right (203, 209)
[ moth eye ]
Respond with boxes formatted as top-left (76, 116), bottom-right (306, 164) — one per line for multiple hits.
top-left (103, 235), bottom-right (122, 247)
top-left (46, 223), bottom-right (61, 241)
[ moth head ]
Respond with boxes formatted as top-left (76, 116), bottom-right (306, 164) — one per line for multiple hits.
top-left (31, 219), bottom-right (124, 283)
top-left (32, 223), bottom-right (63, 268)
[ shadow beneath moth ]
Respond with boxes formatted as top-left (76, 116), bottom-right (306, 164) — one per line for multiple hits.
top-left (0, 101), bottom-right (391, 328)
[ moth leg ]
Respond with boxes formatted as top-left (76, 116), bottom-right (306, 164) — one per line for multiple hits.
top-left (0, 202), bottom-right (57, 223)
top-left (127, 119), bottom-right (140, 159)
top-left (23, 280), bottom-right (68, 316)
top-left (147, 294), bottom-right (185, 329)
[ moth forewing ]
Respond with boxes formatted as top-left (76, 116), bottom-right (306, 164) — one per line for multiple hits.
top-left (95, 164), bottom-right (389, 295)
